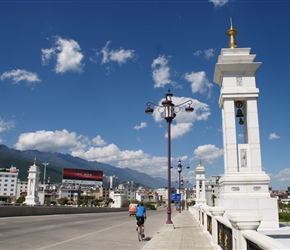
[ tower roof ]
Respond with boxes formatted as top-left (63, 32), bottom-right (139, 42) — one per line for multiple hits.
top-left (195, 159), bottom-right (205, 174)
top-left (226, 18), bottom-right (238, 48)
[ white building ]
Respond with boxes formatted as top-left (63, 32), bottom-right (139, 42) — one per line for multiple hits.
top-left (204, 175), bottom-right (221, 207)
top-left (59, 185), bottom-right (79, 200)
top-left (117, 182), bottom-right (136, 201)
top-left (0, 166), bottom-right (19, 202)
top-left (16, 180), bottom-right (28, 199)
top-left (135, 187), bottom-right (155, 202)
top-left (110, 190), bottom-right (127, 208)
top-left (155, 188), bottom-right (168, 202)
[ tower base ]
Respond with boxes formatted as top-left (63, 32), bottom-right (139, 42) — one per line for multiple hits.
top-left (24, 196), bottom-right (40, 206)
top-left (217, 173), bottom-right (279, 230)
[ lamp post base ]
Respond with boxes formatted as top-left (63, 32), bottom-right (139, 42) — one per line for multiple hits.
top-left (164, 223), bottom-right (175, 229)
top-left (166, 207), bottom-right (173, 224)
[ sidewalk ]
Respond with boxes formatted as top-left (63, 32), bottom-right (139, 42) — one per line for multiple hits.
top-left (142, 210), bottom-right (214, 250)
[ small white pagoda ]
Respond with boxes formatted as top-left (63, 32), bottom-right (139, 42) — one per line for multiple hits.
top-left (24, 159), bottom-right (40, 206)
top-left (195, 160), bottom-right (207, 206)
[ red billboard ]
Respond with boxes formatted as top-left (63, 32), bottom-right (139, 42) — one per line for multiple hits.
top-left (62, 168), bottom-right (103, 185)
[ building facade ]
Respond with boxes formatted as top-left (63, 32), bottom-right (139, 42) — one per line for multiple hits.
top-left (0, 166), bottom-right (19, 202)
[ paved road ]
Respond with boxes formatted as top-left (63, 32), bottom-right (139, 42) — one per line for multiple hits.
top-left (0, 206), bottom-right (178, 249)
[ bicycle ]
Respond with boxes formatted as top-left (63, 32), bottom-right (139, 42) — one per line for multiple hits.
top-left (136, 217), bottom-right (146, 241)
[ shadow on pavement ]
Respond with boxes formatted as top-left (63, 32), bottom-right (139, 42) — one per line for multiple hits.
top-left (142, 237), bottom-right (152, 241)
top-left (174, 226), bottom-right (196, 229)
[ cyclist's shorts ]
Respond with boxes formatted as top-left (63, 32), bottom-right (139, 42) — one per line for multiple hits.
top-left (136, 216), bottom-right (145, 225)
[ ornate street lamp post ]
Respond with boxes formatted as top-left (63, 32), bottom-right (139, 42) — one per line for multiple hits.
top-left (42, 162), bottom-right (49, 205)
top-left (177, 159), bottom-right (182, 213)
top-left (145, 89), bottom-right (194, 224)
top-left (180, 177), bottom-right (185, 211)
top-left (180, 177), bottom-right (189, 210)
top-left (174, 159), bottom-right (190, 213)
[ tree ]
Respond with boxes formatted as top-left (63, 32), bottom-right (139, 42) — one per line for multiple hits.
top-left (106, 198), bottom-right (114, 206)
top-left (279, 212), bottom-right (290, 225)
top-left (143, 201), bottom-right (156, 210)
top-left (16, 195), bottom-right (25, 204)
top-left (211, 194), bottom-right (217, 207)
top-left (58, 197), bottom-right (68, 206)
top-left (94, 200), bottom-right (100, 207)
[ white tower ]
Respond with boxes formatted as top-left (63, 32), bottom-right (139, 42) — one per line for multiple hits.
top-left (24, 159), bottom-right (40, 206)
top-left (195, 160), bottom-right (206, 206)
top-left (213, 22), bottom-right (278, 229)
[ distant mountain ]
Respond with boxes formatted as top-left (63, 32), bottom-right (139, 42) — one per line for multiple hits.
top-left (0, 144), bottom-right (167, 189)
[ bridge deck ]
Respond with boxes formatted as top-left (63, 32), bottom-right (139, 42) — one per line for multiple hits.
top-left (142, 210), bottom-right (215, 249)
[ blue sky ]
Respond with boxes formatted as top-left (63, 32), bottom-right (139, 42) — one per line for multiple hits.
top-left (0, 0), bottom-right (289, 190)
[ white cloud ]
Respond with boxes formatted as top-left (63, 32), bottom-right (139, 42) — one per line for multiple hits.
top-left (117, 155), bottom-right (169, 178)
top-left (72, 144), bottom-right (121, 162)
top-left (14, 129), bottom-right (81, 152)
top-left (14, 129), bottom-right (142, 165)
top-left (269, 133), bottom-right (280, 140)
top-left (71, 144), bottom-right (169, 177)
top-left (0, 118), bottom-right (15, 142)
top-left (100, 41), bottom-right (110, 64)
top-left (151, 55), bottom-right (174, 88)
top-left (0, 69), bottom-right (41, 84)
top-left (55, 38), bottom-right (84, 73)
top-left (41, 48), bottom-right (55, 65)
top-left (110, 49), bottom-right (135, 65)
top-left (194, 50), bottom-right (202, 57)
top-left (41, 36), bottom-right (84, 74)
top-left (275, 168), bottom-right (290, 182)
top-left (92, 135), bottom-right (106, 147)
top-left (13, 128), bottom-right (185, 179)
top-left (204, 48), bottom-right (215, 59)
top-left (209, 0), bottom-right (229, 7)
top-left (98, 41), bottom-right (135, 65)
top-left (152, 96), bottom-right (210, 138)
top-left (194, 48), bottom-right (215, 59)
top-left (193, 144), bottom-right (223, 165)
top-left (170, 123), bottom-right (192, 139)
top-left (134, 122), bottom-right (147, 130)
top-left (0, 119), bottom-right (15, 133)
top-left (184, 71), bottom-right (213, 98)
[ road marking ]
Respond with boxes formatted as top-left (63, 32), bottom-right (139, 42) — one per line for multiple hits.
top-left (35, 221), bottom-right (132, 249)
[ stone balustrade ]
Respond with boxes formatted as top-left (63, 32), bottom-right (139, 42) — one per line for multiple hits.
top-left (189, 205), bottom-right (290, 250)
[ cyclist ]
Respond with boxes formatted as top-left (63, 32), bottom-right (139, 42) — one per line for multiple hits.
top-left (136, 202), bottom-right (147, 237)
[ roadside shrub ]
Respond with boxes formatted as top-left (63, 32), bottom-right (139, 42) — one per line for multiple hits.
top-left (279, 212), bottom-right (290, 222)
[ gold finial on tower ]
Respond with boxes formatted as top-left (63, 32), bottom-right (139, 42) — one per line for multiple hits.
top-left (198, 159), bottom-right (202, 166)
top-left (33, 158), bottom-right (36, 166)
top-left (226, 18), bottom-right (238, 48)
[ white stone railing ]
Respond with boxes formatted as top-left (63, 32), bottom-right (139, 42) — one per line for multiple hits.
top-left (191, 205), bottom-right (290, 250)
top-left (242, 230), bottom-right (289, 250)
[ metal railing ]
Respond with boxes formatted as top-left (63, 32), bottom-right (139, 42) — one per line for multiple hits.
top-left (218, 221), bottom-right (232, 250)
top-left (207, 214), bottom-right (212, 235)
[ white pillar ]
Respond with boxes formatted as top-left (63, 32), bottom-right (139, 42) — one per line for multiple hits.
top-left (213, 23), bottom-right (279, 230)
